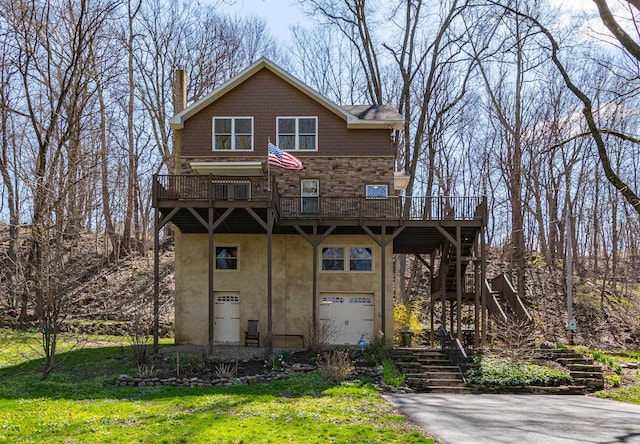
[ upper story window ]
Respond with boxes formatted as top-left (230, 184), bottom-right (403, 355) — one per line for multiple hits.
top-left (213, 117), bottom-right (253, 151)
top-left (277, 117), bottom-right (317, 151)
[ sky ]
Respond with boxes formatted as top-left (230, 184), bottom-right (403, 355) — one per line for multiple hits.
top-left (216, 0), bottom-right (308, 43)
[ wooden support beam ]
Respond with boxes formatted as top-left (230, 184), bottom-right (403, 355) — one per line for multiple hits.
top-left (436, 224), bottom-right (458, 248)
top-left (361, 225), bottom-right (404, 342)
top-left (414, 254), bottom-right (431, 270)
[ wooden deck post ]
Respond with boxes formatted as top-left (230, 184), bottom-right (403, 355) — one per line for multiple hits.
top-left (267, 207), bottom-right (273, 356)
top-left (456, 225), bottom-right (462, 341)
top-left (208, 205), bottom-right (214, 346)
top-left (153, 206), bottom-right (159, 355)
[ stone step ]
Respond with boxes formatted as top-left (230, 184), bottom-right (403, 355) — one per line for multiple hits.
top-left (567, 364), bottom-right (602, 373)
top-left (569, 370), bottom-right (603, 379)
top-left (422, 365), bottom-right (460, 372)
top-left (427, 378), bottom-right (466, 387)
top-left (426, 385), bottom-right (472, 394)
top-left (424, 371), bottom-right (463, 380)
top-left (573, 378), bottom-right (604, 387)
top-left (557, 357), bottom-right (594, 366)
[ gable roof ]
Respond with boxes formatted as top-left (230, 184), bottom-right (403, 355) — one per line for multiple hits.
top-left (170, 57), bottom-right (404, 130)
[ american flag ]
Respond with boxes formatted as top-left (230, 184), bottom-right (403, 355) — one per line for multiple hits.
top-left (268, 142), bottom-right (303, 170)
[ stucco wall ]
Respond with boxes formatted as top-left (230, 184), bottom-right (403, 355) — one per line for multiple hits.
top-left (174, 231), bottom-right (394, 346)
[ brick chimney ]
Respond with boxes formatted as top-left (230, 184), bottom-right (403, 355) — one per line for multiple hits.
top-left (174, 68), bottom-right (187, 113)
top-left (173, 68), bottom-right (186, 174)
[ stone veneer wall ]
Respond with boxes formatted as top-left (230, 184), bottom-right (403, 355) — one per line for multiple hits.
top-left (178, 156), bottom-right (396, 197)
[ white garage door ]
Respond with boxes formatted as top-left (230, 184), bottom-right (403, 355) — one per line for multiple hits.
top-left (320, 294), bottom-right (374, 345)
top-left (214, 294), bottom-right (240, 343)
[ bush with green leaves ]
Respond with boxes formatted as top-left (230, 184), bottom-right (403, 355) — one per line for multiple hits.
top-left (467, 355), bottom-right (573, 387)
top-left (382, 360), bottom-right (406, 387)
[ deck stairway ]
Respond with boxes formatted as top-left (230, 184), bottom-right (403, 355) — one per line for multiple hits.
top-left (533, 348), bottom-right (604, 392)
top-left (485, 273), bottom-right (533, 325)
top-left (434, 233), bottom-right (477, 297)
top-left (394, 348), bottom-right (470, 393)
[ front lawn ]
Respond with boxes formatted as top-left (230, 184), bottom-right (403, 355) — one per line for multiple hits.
top-left (0, 330), bottom-right (432, 443)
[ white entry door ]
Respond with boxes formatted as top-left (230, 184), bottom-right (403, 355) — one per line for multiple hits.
top-left (320, 294), bottom-right (374, 345)
top-left (214, 294), bottom-right (240, 343)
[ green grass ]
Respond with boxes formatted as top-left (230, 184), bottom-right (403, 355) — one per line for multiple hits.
top-left (585, 348), bottom-right (640, 405)
top-left (0, 330), bottom-right (432, 443)
top-left (595, 385), bottom-right (640, 404)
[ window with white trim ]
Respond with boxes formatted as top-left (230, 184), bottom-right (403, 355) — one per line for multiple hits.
top-left (349, 247), bottom-right (373, 271)
top-left (215, 246), bottom-right (238, 270)
top-left (366, 184), bottom-right (388, 199)
top-left (321, 247), bottom-right (344, 271)
top-left (213, 117), bottom-right (253, 151)
top-left (277, 117), bottom-right (317, 150)
top-left (321, 246), bottom-right (373, 272)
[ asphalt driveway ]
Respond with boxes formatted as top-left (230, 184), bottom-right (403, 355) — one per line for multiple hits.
top-left (384, 394), bottom-right (640, 444)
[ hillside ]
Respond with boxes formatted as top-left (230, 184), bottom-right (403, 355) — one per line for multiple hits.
top-left (1, 223), bottom-right (639, 349)
top-left (0, 223), bottom-right (174, 336)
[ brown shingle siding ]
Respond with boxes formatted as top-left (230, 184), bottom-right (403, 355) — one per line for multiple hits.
top-left (180, 69), bottom-right (396, 159)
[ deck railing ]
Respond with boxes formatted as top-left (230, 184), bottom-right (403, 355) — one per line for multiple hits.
top-left (153, 175), bottom-right (486, 222)
top-left (438, 326), bottom-right (468, 380)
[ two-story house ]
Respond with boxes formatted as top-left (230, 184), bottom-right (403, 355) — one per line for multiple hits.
top-left (152, 58), bottom-right (494, 352)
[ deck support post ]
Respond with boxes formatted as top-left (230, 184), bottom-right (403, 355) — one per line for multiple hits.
top-left (267, 208), bottom-right (274, 356)
top-left (481, 225), bottom-right (487, 346)
top-left (456, 225), bottom-right (462, 341)
top-left (153, 206), bottom-right (160, 355)
top-left (208, 205), bottom-right (214, 346)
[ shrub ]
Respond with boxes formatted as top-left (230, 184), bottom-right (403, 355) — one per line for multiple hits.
top-left (268, 351), bottom-right (291, 370)
top-left (318, 349), bottom-right (354, 383)
top-left (393, 302), bottom-right (423, 342)
top-left (214, 362), bottom-right (238, 379)
top-left (302, 315), bottom-right (339, 353)
top-left (382, 360), bottom-right (405, 387)
top-left (364, 335), bottom-right (394, 364)
top-left (467, 355), bottom-right (572, 387)
top-left (607, 374), bottom-right (622, 388)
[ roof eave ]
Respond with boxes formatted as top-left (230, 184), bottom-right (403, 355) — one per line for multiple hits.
top-left (346, 120), bottom-right (405, 130)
